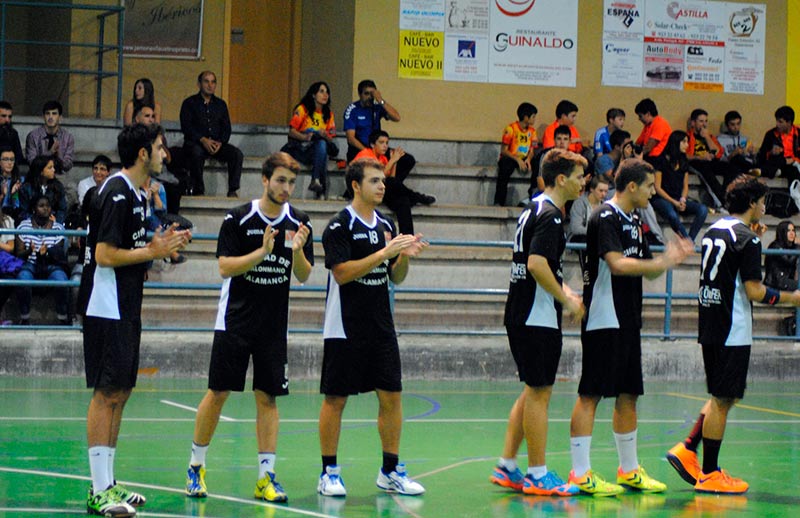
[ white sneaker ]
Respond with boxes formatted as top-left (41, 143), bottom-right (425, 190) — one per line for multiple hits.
top-left (376, 464), bottom-right (425, 496)
top-left (318, 465), bottom-right (347, 497)
top-left (790, 179), bottom-right (800, 209)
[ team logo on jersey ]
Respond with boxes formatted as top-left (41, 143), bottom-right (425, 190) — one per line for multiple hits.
top-left (554, 218), bottom-right (562, 224)
top-left (112, 194), bottom-right (125, 202)
top-left (329, 222), bottom-right (341, 230)
top-left (224, 214), bottom-right (233, 220)
top-left (600, 210), bottom-right (612, 218)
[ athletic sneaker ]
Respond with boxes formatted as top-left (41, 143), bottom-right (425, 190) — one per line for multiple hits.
top-left (489, 465), bottom-right (524, 491)
top-left (88, 484), bottom-right (146, 508)
top-left (694, 469), bottom-right (749, 494)
top-left (568, 469), bottom-right (624, 497)
top-left (376, 463), bottom-right (425, 496)
top-left (87, 486), bottom-right (136, 517)
top-left (666, 441), bottom-right (701, 485)
top-left (185, 464), bottom-right (208, 498)
top-left (523, 471), bottom-right (580, 496)
top-left (616, 465), bottom-right (667, 493)
top-left (254, 472), bottom-right (288, 502)
top-left (318, 465), bottom-right (347, 497)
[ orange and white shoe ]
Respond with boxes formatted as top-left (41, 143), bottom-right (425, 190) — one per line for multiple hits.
top-left (694, 469), bottom-right (749, 494)
top-left (666, 442), bottom-right (701, 485)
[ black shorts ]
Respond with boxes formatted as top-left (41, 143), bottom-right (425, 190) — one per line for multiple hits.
top-left (320, 336), bottom-right (402, 396)
top-left (208, 331), bottom-right (288, 396)
top-left (578, 328), bottom-right (644, 397)
top-left (702, 343), bottom-right (751, 399)
top-left (83, 316), bottom-right (142, 390)
top-left (506, 325), bottom-right (562, 387)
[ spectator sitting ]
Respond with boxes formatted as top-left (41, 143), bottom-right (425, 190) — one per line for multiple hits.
top-left (494, 102), bottom-right (538, 206)
top-left (635, 98), bottom-right (672, 160)
top-left (77, 155), bottom-right (112, 207)
top-left (180, 70), bottom-right (243, 197)
top-left (1, 146), bottom-right (21, 219)
top-left (0, 209), bottom-right (22, 323)
top-left (533, 124), bottom-right (574, 195)
top-left (123, 78), bottom-right (162, 126)
top-left (343, 79), bottom-right (434, 205)
top-left (281, 81), bottom-right (338, 199)
top-left (593, 108), bottom-right (625, 158)
top-left (0, 100), bottom-right (25, 164)
top-left (18, 155), bottom-right (67, 224)
top-left (594, 129), bottom-right (633, 199)
top-left (757, 105), bottom-right (800, 181)
top-left (25, 100), bottom-right (74, 172)
top-left (650, 131), bottom-right (708, 242)
top-left (13, 195), bottom-right (69, 325)
top-left (142, 175), bottom-right (190, 265)
top-left (569, 175), bottom-right (609, 242)
top-left (764, 220), bottom-right (798, 291)
top-left (685, 108), bottom-right (732, 209)
top-left (541, 99), bottom-right (583, 154)
top-left (717, 110), bottom-right (758, 174)
top-left (352, 130), bottom-right (418, 234)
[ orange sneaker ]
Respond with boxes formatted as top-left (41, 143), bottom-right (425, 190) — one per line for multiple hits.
top-left (666, 442), bottom-right (701, 485)
top-left (694, 469), bottom-right (749, 494)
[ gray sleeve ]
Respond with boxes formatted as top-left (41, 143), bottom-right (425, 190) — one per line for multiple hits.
top-left (568, 196), bottom-right (590, 239)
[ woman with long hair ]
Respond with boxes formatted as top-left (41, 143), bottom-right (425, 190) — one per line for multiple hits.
top-left (18, 154), bottom-right (67, 224)
top-left (123, 78), bottom-right (162, 126)
top-left (281, 81), bottom-right (338, 198)
top-left (650, 130), bottom-right (708, 241)
top-left (0, 146), bottom-right (21, 218)
top-left (764, 220), bottom-right (799, 290)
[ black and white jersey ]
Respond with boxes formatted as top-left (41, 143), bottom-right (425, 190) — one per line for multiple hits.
top-left (583, 201), bottom-right (652, 331)
top-left (214, 200), bottom-right (313, 338)
top-left (322, 206), bottom-right (398, 341)
top-left (698, 218), bottom-right (761, 346)
top-left (78, 172), bottom-right (147, 320)
top-left (504, 193), bottom-right (565, 329)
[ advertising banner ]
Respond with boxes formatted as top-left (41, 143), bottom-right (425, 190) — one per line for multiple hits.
top-left (123, 0), bottom-right (204, 59)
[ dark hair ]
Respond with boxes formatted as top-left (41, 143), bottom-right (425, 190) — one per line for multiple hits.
top-left (197, 70), bottom-right (216, 84)
top-left (609, 129), bottom-right (631, 149)
top-left (775, 106), bottom-right (795, 124)
top-left (368, 129), bottom-right (389, 146)
top-left (92, 154), bottom-right (112, 169)
top-left (517, 102), bottom-right (537, 120)
top-left (555, 100), bottom-right (578, 119)
top-left (725, 175), bottom-right (768, 214)
top-left (615, 158), bottom-right (654, 192)
top-left (346, 157), bottom-right (384, 188)
top-left (132, 78), bottom-right (156, 112)
top-left (29, 193), bottom-right (51, 214)
top-left (724, 110), bottom-right (742, 125)
top-left (606, 108), bottom-right (625, 121)
top-left (262, 151), bottom-right (300, 179)
top-left (554, 124), bottom-right (571, 140)
top-left (357, 79), bottom-right (377, 95)
top-left (690, 109), bottom-right (708, 121)
top-left (0, 100), bottom-right (11, 111)
top-left (588, 175), bottom-right (609, 191)
top-left (635, 98), bottom-right (658, 116)
top-left (297, 81), bottom-right (332, 123)
top-left (26, 154), bottom-right (61, 189)
top-left (774, 220), bottom-right (797, 249)
top-left (663, 130), bottom-right (689, 171)
top-left (117, 124), bottom-right (162, 168)
top-left (0, 145), bottom-right (19, 182)
top-left (540, 149), bottom-right (588, 188)
top-left (132, 103), bottom-right (155, 122)
top-left (42, 100), bottom-right (62, 115)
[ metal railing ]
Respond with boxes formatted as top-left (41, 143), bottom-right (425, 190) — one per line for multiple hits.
top-left (1, 228), bottom-right (799, 340)
top-left (0, 1), bottom-right (124, 120)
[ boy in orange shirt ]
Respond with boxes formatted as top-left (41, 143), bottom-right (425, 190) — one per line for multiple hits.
top-left (495, 103), bottom-right (538, 206)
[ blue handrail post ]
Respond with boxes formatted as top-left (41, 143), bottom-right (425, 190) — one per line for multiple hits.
top-left (663, 269), bottom-right (673, 339)
top-left (794, 307), bottom-right (800, 341)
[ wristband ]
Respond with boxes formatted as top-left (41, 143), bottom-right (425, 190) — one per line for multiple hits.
top-left (762, 287), bottom-right (780, 305)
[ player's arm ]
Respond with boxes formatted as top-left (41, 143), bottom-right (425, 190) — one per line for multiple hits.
top-left (218, 224), bottom-right (279, 279)
top-left (291, 223), bottom-right (312, 283)
top-left (528, 255), bottom-right (584, 320)
top-left (96, 226), bottom-right (190, 267)
top-left (604, 237), bottom-right (694, 280)
top-left (744, 280), bottom-right (800, 306)
top-left (331, 234), bottom-right (420, 285)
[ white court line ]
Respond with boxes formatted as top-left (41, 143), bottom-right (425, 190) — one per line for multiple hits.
top-left (0, 466), bottom-right (335, 518)
top-left (159, 400), bottom-right (236, 422)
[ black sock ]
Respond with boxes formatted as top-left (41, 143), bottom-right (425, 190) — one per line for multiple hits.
top-left (322, 455), bottom-right (337, 474)
top-left (382, 452), bottom-right (399, 474)
top-left (702, 438), bottom-right (722, 475)
top-left (685, 413), bottom-right (705, 452)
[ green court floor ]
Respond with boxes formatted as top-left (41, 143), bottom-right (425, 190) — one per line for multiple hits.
top-left (0, 377), bottom-right (799, 517)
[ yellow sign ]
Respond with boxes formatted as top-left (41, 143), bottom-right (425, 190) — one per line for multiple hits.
top-left (398, 30), bottom-right (444, 79)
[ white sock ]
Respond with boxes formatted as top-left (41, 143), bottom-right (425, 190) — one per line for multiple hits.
top-left (190, 442), bottom-right (209, 467)
top-left (258, 452), bottom-right (276, 478)
top-left (570, 436), bottom-right (592, 477)
top-left (528, 465), bottom-right (548, 479)
top-left (108, 448), bottom-right (116, 484)
top-left (498, 457), bottom-right (517, 471)
top-left (89, 446), bottom-right (112, 493)
top-left (614, 430), bottom-right (639, 473)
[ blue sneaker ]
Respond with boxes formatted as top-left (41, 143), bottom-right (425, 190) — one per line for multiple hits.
top-left (185, 465), bottom-right (207, 498)
top-left (489, 465), bottom-right (525, 492)
top-left (523, 471), bottom-right (580, 496)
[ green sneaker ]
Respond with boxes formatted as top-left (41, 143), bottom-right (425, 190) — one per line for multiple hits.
top-left (568, 469), bottom-right (624, 497)
top-left (617, 465), bottom-right (667, 493)
top-left (109, 483), bottom-right (147, 507)
top-left (87, 486), bottom-right (136, 517)
top-left (254, 472), bottom-right (288, 502)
